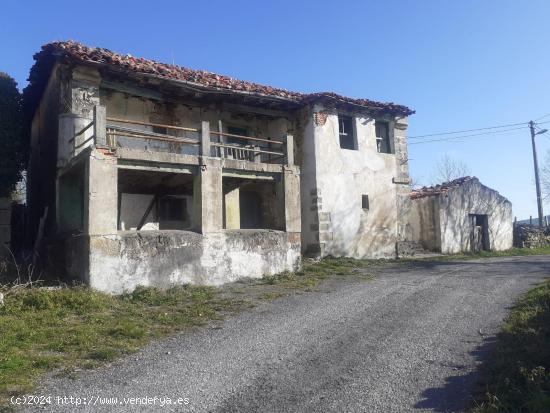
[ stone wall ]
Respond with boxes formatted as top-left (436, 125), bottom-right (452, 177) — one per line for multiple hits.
top-left (513, 224), bottom-right (550, 248)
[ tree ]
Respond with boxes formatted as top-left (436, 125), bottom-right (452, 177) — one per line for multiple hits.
top-left (432, 154), bottom-right (471, 185)
top-left (0, 72), bottom-right (27, 198)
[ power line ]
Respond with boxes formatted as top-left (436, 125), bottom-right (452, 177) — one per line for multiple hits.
top-left (408, 121), bottom-right (528, 139)
top-left (409, 125), bottom-right (527, 145)
top-left (535, 112), bottom-right (550, 122)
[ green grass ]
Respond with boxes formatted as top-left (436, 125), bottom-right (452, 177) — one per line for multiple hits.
top-left (256, 257), bottom-right (375, 289)
top-left (0, 285), bottom-right (245, 407)
top-left (473, 279), bottom-right (550, 412)
top-left (401, 245), bottom-right (550, 263)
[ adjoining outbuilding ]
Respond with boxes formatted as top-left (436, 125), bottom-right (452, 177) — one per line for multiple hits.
top-left (409, 177), bottom-right (513, 254)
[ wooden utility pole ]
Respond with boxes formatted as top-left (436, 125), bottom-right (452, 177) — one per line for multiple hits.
top-left (529, 121), bottom-right (544, 227)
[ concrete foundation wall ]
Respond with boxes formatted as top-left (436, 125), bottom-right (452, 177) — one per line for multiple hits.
top-left (439, 179), bottom-right (513, 253)
top-left (66, 230), bottom-right (300, 294)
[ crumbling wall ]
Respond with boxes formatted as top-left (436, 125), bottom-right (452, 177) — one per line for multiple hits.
top-left (409, 196), bottom-right (441, 251)
top-left (65, 230), bottom-right (301, 294)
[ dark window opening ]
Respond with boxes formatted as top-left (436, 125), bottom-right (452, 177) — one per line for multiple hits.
top-left (375, 121), bottom-right (392, 154)
top-left (338, 116), bottom-right (356, 150)
top-left (362, 195), bottom-right (370, 210)
top-left (227, 126), bottom-right (248, 145)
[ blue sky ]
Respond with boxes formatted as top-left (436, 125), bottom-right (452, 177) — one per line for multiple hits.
top-left (2, 0), bottom-right (550, 218)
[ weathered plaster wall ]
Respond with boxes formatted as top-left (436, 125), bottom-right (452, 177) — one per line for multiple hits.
top-left (301, 105), bottom-right (409, 258)
top-left (72, 230), bottom-right (301, 294)
top-left (409, 196), bottom-right (441, 251)
top-left (298, 108), bottom-right (320, 255)
top-left (439, 179), bottom-right (513, 253)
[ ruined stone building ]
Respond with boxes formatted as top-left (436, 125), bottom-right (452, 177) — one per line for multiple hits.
top-left (24, 41), bottom-right (414, 293)
top-left (409, 177), bottom-right (513, 254)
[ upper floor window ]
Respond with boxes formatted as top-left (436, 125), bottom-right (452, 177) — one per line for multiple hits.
top-left (338, 115), bottom-right (356, 150)
top-left (375, 121), bottom-right (392, 154)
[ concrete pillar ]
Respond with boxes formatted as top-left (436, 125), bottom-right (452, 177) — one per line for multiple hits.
top-left (281, 166), bottom-right (301, 233)
top-left (93, 105), bottom-right (107, 147)
top-left (201, 121), bottom-right (210, 157)
top-left (84, 149), bottom-right (118, 235)
top-left (286, 134), bottom-right (295, 166)
top-left (192, 158), bottom-right (223, 233)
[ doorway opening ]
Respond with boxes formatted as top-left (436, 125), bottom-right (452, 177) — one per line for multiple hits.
top-left (470, 214), bottom-right (489, 252)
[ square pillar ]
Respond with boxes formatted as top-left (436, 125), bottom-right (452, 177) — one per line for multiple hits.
top-left (192, 158), bottom-right (223, 233)
top-left (281, 166), bottom-right (301, 233)
top-left (84, 149), bottom-right (118, 235)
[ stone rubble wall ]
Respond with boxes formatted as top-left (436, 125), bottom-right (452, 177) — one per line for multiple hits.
top-left (513, 224), bottom-right (550, 248)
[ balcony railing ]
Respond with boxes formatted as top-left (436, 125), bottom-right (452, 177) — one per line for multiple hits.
top-left (64, 105), bottom-right (294, 166)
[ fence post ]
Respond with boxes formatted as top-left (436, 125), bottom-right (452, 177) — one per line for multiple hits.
top-left (286, 134), bottom-right (294, 166)
top-left (201, 121), bottom-right (210, 157)
top-left (93, 105), bottom-right (107, 147)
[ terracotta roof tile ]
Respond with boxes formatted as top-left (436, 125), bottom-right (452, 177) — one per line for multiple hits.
top-left (410, 176), bottom-right (476, 199)
top-left (24, 41), bottom-right (414, 116)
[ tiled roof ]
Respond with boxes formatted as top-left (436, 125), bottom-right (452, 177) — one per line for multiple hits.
top-left (24, 41), bottom-right (414, 116)
top-left (410, 176), bottom-right (476, 199)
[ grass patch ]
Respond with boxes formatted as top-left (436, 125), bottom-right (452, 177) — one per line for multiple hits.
top-left (473, 279), bottom-right (550, 412)
top-left (257, 257), bottom-right (375, 288)
top-left (413, 246), bottom-right (550, 262)
top-left (0, 285), bottom-right (244, 407)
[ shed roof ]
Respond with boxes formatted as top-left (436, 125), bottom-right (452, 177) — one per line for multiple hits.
top-left (410, 176), bottom-right (476, 200)
top-left (23, 41), bottom-right (415, 117)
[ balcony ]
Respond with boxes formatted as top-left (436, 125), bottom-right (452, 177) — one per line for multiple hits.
top-left (60, 105), bottom-right (294, 169)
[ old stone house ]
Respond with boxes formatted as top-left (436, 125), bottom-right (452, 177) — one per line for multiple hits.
top-left (409, 177), bottom-right (513, 254)
top-left (24, 41), bottom-right (414, 293)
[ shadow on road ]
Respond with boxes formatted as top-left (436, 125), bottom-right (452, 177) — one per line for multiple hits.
top-left (414, 336), bottom-right (497, 412)
top-left (387, 257), bottom-right (550, 277)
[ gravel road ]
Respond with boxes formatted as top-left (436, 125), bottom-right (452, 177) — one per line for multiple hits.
top-left (22, 256), bottom-right (549, 412)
